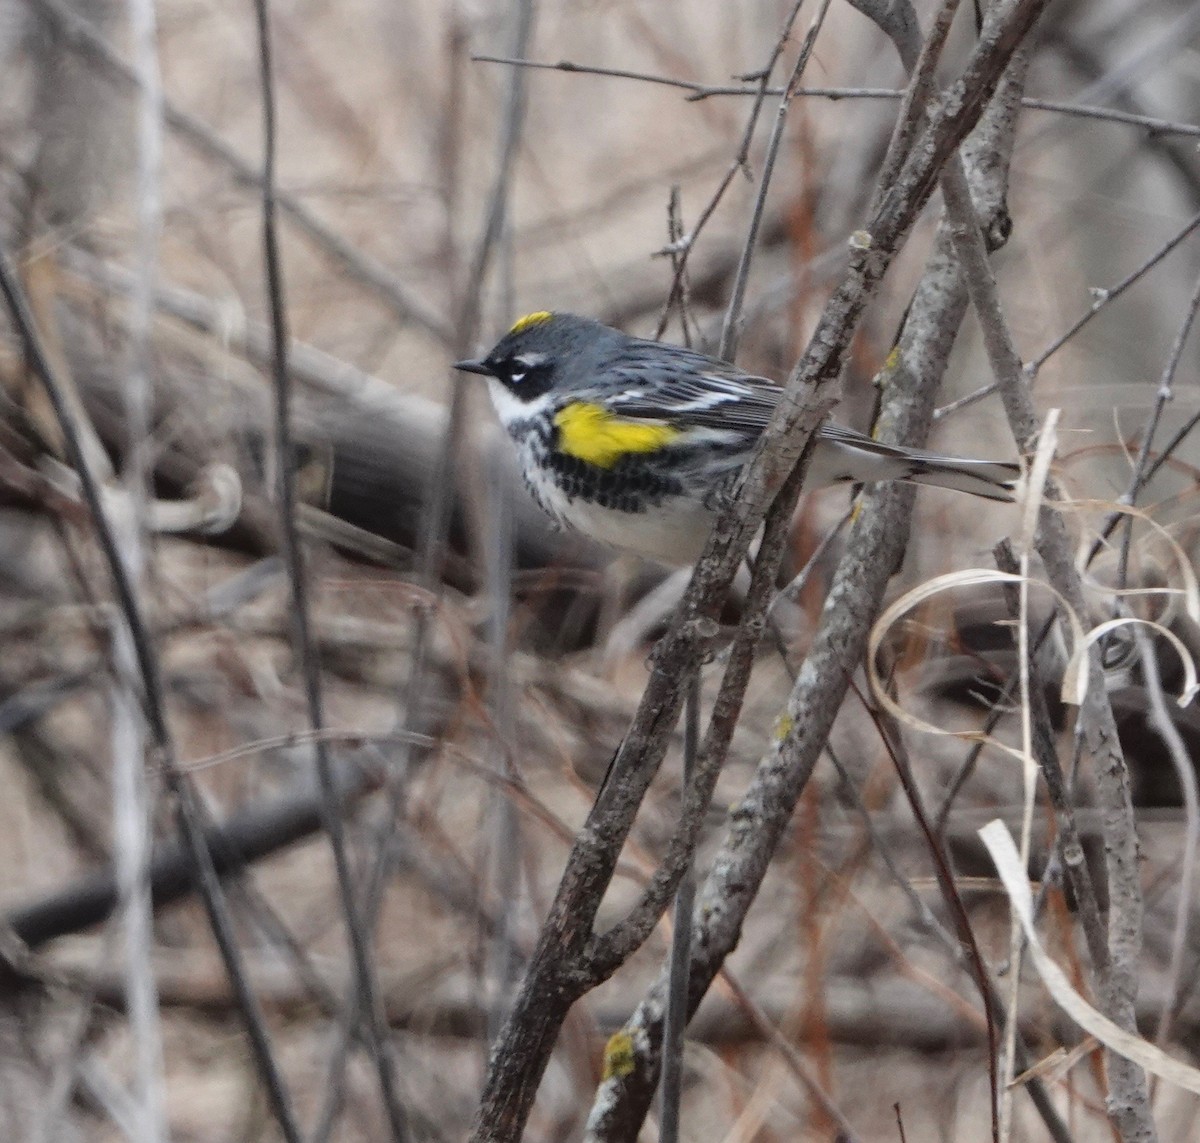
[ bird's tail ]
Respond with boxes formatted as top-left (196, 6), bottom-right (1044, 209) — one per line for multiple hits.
top-left (811, 425), bottom-right (1021, 501)
top-left (904, 455), bottom-right (1021, 502)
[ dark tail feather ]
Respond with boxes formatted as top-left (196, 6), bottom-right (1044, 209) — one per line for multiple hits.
top-left (906, 458), bottom-right (1021, 502)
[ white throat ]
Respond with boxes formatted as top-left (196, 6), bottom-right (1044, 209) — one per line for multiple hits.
top-left (486, 377), bottom-right (553, 432)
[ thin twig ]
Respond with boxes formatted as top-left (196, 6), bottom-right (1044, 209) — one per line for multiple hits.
top-left (656, 182), bottom-right (699, 1139)
top-left (652, 68), bottom-right (778, 341)
top-left (314, 3), bottom-right (538, 1135)
top-left (472, 31), bottom-right (534, 1045)
top-left (659, 673), bottom-right (700, 1143)
top-left (825, 732), bottom-right (1073, 1143)
top-left (457, 0), bottom-right (538, 344)
top-left (993, 544), bottom-right (1110, 980)
top-left (932, 664), bottom-right (1025, 837)
top-left (249, 0), bottom-right (410, 1136)
top-left (656, 184), bottom-right (695, 344)
top-left (474, 57), bottom-right (1200, 139)
top-left (768, 505), bottom-right (852, 614)
top-left (417, 0), bottom-right (537, 588)
top-left (848, 679), bottom-right (1000, 1143)
top-left (1115, 268), bottom-right (1200, 586)
top-left (823, 743), bottom-right (956, 948)
top-left (935, 206), bottom-right (1200, 422)
top-left (719, 0), bottom-right (834, 360)
top-left (719, 966), bottom-right (864, 1142)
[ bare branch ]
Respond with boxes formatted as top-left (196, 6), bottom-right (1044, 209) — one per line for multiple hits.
top-left (4, 767), bottom-right (377, 951)
top-left (719, 0), bottom-right (833, 360)
top-left (474, 56), bottom-right (1200, 137)
top-left (249, 0), bottom-right (410, 1136)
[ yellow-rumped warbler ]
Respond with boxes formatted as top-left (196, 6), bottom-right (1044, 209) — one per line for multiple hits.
top-left (455, 311), bottom-right (1019, 565)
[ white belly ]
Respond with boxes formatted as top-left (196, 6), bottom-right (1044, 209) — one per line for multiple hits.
top-left (524, 458), bottom-right (712, 565)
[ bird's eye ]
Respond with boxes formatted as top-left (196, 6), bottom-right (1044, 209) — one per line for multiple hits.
top-left (506, 355), bottom-right (538, 385)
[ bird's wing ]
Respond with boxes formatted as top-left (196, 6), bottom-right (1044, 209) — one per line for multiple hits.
top-left (604, 357), bottom-right (781, 435)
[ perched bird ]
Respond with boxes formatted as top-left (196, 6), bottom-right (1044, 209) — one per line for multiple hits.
top-left (456, 311), bottom-right (1019, 564)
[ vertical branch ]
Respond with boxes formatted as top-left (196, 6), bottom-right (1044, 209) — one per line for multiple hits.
top-left (248, 0), bottom-right (409, 1137)
top-left (407, 0), bottom-right (537, 825)
top-left (658, 5), bottom-right (839, 1130)
top-left (1114, 268), bottom-right (1200, 588)
top-left (658, 673), bottom-right (700, 1143)
top-left (429, 0), bottom-right (537, 583)
top-left (655, 182), bottom-right (696, 1141)
top-left (109, 634), bottom-right (166, 1142)
top-left (1000, 411), bottom-right (1055, 1139)
top-left (456, 0), bottom-right (537, 344)
top-left (659, 184), bottom-right (693, 342)
top-left (854, 691), bottom-right (1001, 1143)
top-left (483, 446), bottom-right (520, 1045)
top-left (719, 0), bottom-right (835, 360)
top-left (939, 158), bottom-right (1157, 1143)
top-left (116, 0), bottom-right (166, 1137)
top-left (310, 5), bottom-right (537, 1127)
top-left (480, 0), bottom-right (526, 1047)
top-left (656, 0), bottom-right (806, 344)
top-left (312, 3), bottom-right (538, 1133)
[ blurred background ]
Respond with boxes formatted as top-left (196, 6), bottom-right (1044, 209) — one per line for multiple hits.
top-left (0, 0), bottom-right (1199, 1139)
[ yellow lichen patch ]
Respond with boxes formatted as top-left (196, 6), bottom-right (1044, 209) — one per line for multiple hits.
top-left (554, 402), bottom-right (680, 469)
top-left (508, 310), bottom-right (553, 335)
top-left (773, 711), bottom-right (794, 741)
top-left (883, 346), bottom-right (902, 372)
top-left (602, 1031), bottom-right (637, 1080)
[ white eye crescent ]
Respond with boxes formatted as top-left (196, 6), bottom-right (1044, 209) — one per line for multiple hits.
top-left (507, 352), bottom-right (547, 385)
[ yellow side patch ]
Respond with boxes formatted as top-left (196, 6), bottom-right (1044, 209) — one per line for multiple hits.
top-left (508, 310), bottom-right (553, 335)
top-left (554, 402), bottom-right (680, 469)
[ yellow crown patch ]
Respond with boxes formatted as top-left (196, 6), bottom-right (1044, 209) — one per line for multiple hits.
top-left (554, 402), bottom-right (680, 469)
top-left (508, 311), bottom-right (554, 335)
